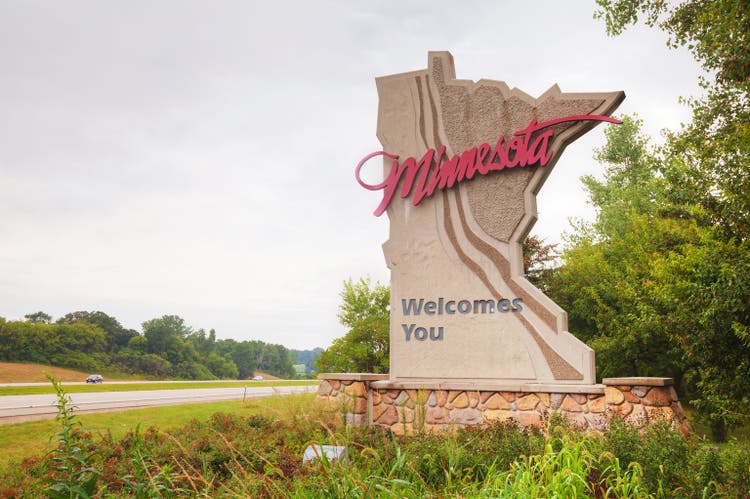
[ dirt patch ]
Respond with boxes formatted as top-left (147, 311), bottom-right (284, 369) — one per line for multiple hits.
top-left (252, 371), bottom-right (281, 380)
top-left (0, 362), bottom-right (93, 383)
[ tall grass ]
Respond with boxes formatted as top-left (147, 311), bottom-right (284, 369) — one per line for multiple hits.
top-left (1, 379), bottom-right (748, 497)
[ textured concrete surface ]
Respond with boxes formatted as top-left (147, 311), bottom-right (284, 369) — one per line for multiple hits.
top-left (372, 52), bottom-right (624, 384)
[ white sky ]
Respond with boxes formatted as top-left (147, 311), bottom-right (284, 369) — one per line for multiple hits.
top-left (0, 1), bottom-right (702, 349)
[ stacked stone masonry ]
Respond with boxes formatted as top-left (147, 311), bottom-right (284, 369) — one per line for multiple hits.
top-left (316, 376), bottom-right (691, 436)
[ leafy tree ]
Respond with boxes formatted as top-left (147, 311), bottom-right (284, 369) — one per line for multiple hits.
top-left (553, 112), bottom-right (750, 440)
top-left (113, 351), bottom-right (172, 377)
top-left (187, 328), bottom-right (217, 357)
top-left (256, 343), bottom-right (295, 379)
top-left (214, 339), bottom-right (294, 379)
top-left (172, 360), bottom-right (215, 380)
top-left (0, 319), bottom-right (49, 363)
top-left (0, 316), bottom-right (107, 371)
top-left (218, 340), bottom-right (258, 379)
top-left (141, 315), bottom-right (220, 379)
top-left (549, 116), bottom-right (686, 383)
top-left (142, 315), bottom-right (193, 361)
top-left (126, 335), bottom-right (148, 354)
top-left (569, 1), bottom-right (750, 440)
top-left (650, 230), bottom-right (750, 440)
top-left (213, 340), bottom-right (253, 378)
top-left (594, 0), bottom-right (750, 242)
top-left (317, 277), bottom-right (390, 373)
top-left (24, 311), bottom-right (51, 324)
top-left (0, 318), bottom-right (19, 360)
top-left (57, 311), bottom-right (138, 352)
top-left (204, 352), bottom-right (239, 379)
top-left (55, 322), bottom-right (107, 354)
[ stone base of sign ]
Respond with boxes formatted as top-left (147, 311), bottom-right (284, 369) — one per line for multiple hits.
top-left (316, 374), bottom-right (691, 436)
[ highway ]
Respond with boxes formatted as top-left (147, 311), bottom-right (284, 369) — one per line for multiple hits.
top-left (0, 384), bottom-right (318, 424)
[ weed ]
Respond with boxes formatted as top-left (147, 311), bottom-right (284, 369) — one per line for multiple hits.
top-left (43, 373), bottom-right (99, 499)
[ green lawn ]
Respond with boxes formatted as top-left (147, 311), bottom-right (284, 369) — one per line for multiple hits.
top-left (0, 379), bottom-right (318, 396)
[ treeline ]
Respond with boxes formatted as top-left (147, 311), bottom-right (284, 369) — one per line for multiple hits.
top-left (0, 311), bottom-right (299, 380)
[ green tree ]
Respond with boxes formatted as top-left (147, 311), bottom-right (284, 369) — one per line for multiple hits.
top-left (187, 328), bottom-right (217, 357)
top-left (54, 322), bottom-right (107, 354)
top-left (126, 335), bottom-right (148, 354)
top-left (0, 319), bottom-right (48, 363)
top-left (142, 315), bottom-right (193, 361)
top-left (204, 352), bottom-right (239, 379)
top-left (317, 277), bottom-right (390, 374)
top-left (595, 0), bottom-right (750, 241)
top-left (114, 351), bottom-right (172, 377)
top-left (141, 315), bottom-right (217, 379)
top-left (650, 230), bottom-right (750, 440)
top-left (24, 311), bottom-right (51, 324)
top-left (256, 343), bottom-right (295, 379)
top-left (0, 318), bottom-right (107, 370)
top-left (595, 0), bottom-right (750, 443)
top-left (217, 340), bottom-right (258, 379)
top-left (57, 311), bottom-right (138, 352)
top-left (550, 116), bottom-right (685, 383)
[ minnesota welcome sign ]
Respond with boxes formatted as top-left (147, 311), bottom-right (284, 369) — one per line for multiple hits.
top-left (356, 52), bottom-right (624, 386)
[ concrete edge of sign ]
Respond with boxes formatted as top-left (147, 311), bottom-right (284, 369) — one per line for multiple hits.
top-left (602, 377), bottom-right (674, 387)
top-left (317, 373), bottom-right (390, 382)
top-left (316, 374), bottom-right (674, 390)
top-left (369, 380), bottom-right (606, 394)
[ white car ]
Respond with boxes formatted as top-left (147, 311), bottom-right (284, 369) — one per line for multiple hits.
top-left (252, 376), bottom-right (263, 381)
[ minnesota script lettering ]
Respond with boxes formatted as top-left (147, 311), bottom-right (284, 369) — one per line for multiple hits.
top-left (356, 114), bottom-right (621, 216)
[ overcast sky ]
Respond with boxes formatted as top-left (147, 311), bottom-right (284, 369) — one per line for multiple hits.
top-left (0, 1), bottom-right (702, 349)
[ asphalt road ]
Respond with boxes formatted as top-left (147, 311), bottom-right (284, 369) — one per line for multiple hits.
top-left (0, 385), bottom-right (317, 424)
top-left (0, 380), bottom-right (288, 387)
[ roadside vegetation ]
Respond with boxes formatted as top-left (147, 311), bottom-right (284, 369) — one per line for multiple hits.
top-left (0, 393), bottom-right (314, 473)
top-left (0, 314), bottom-right (321, 382)
top-left (0, 382), bottom-right (748, 498)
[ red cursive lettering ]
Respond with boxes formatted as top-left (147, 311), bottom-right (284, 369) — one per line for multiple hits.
top-left (356, 114), bottom-right (621, 216)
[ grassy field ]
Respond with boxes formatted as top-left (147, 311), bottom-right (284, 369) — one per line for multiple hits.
top-left (0, 394), bottom-right (316, 472)
top-left (0, 362), bottom-right (136, 383)
top-left (0, 379), bottom-right (318, 396)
